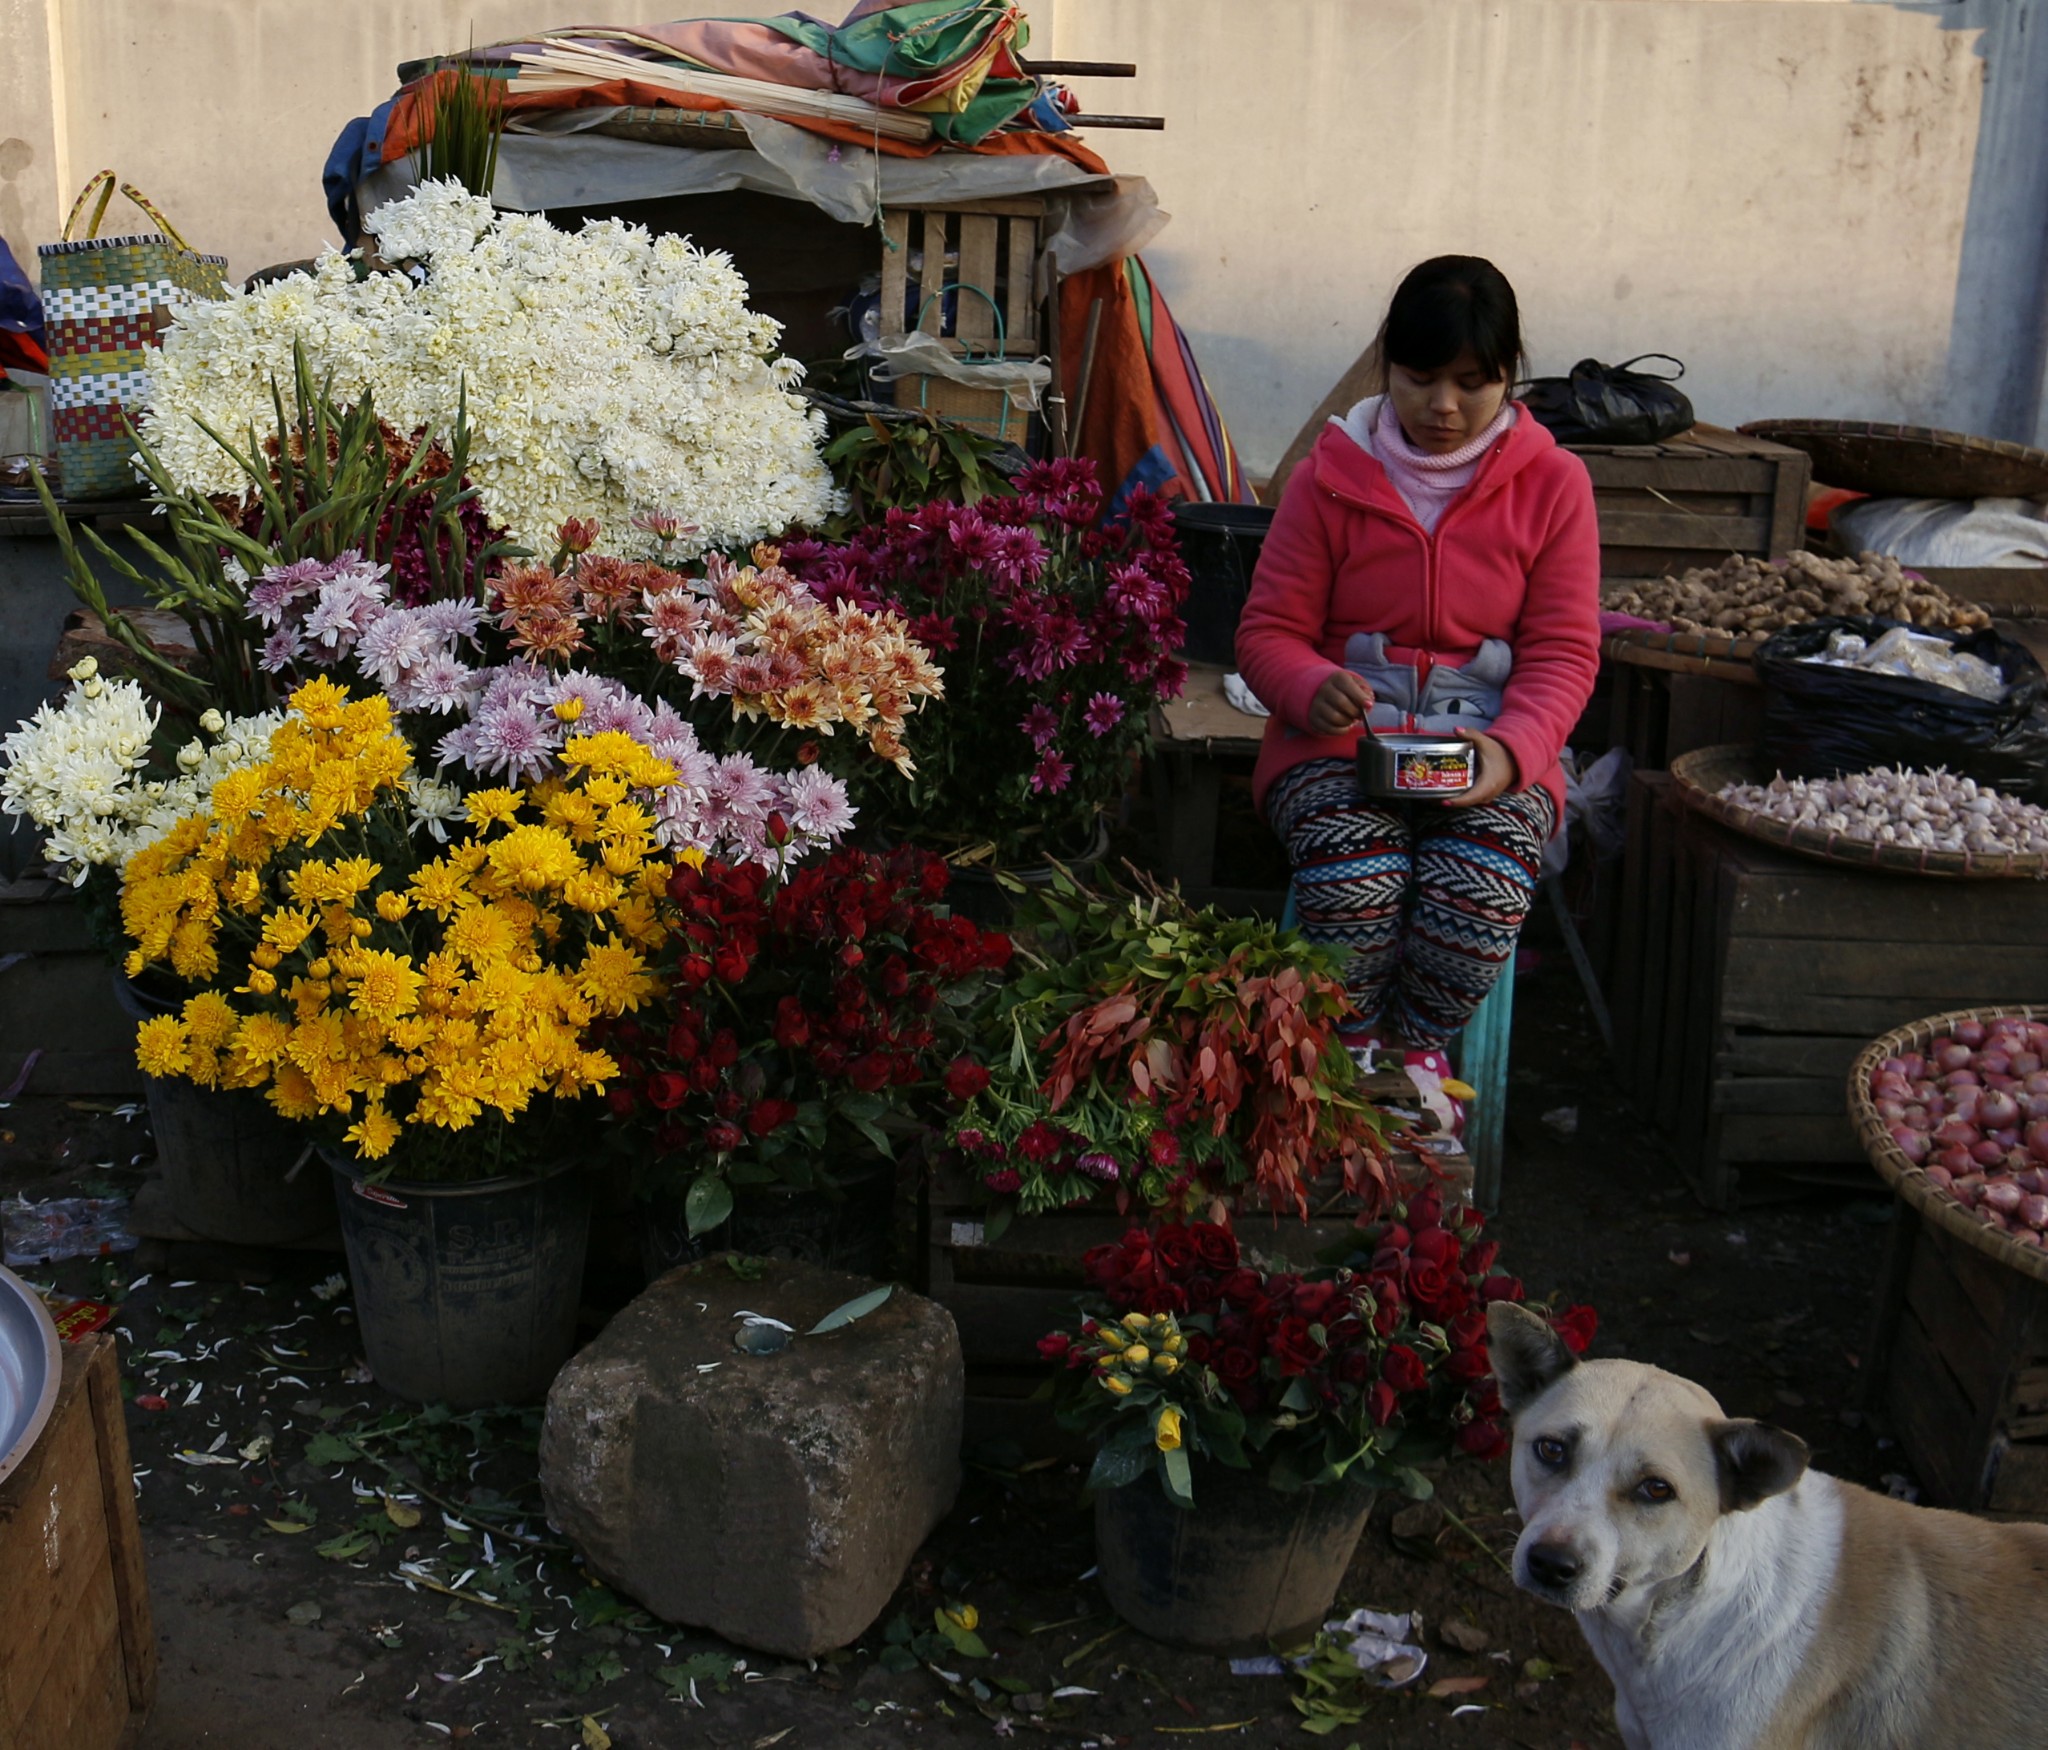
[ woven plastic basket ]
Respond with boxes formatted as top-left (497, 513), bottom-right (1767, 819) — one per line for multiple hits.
top-left (1849, 1007), bottom-right (2048, 1288)
top-left (1739, 419), bottom-right (2048, 502)
top-left (1669, 744), bottom-right (2048, 880)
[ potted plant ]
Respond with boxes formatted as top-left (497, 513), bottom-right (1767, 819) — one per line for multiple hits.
top-left (601, 845), bottom-right (1013, 1276)
top-left (1042, 1207), bottom-right (1594, 1650)
top-left (947, 866), bottom-right (1399, 1231)
top-left (116, 678), bottom-right (681, 1405)
top-left (778, 457), bottom-right (1190, 893)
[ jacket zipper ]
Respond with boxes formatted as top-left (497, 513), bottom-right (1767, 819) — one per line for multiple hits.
top-left (1325, 432), bottom-right (1511, 734)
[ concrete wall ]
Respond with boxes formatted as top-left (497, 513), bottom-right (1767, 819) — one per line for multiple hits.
top-left (2, 0), bottom-right (2042, 478)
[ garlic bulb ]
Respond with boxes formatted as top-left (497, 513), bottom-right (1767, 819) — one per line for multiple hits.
top-left (1718, 765), bottom-right (2048, 858)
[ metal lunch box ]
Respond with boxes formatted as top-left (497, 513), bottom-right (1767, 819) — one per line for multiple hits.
top-left (1358, 732), bottom-right (1477, 800)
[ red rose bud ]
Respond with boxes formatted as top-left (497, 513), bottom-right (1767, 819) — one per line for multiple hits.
top-left (1367, 1381), bottom-right (1399, 1425)
top-left (943, 1056), bottom-right (991, 1101)
top-left (646, 1071), bottom-right (690, 1111)
top-left (1407, 1188), bottom-right (1445, 1231)
top-left (1456, 1419), bottom-right (1510, 1461)
top-left (796, 740), bottom-right (821, 766)
top-left (1553, 1304), bottom-right (1599, 1355)
top-left (1381, 1344), bottom-right (1428, 1394)
top-left (1446, 1345), bottom-right (1492, 1383)
top-left (765, 812), bottom-right (792, 848)
top-left (1410, 1226), bottom-right (1459, 1267)
top-left (1481, 1275), bottom-right (1526, 1304)
top-left (1036, 1332), bottom-right (1072, 1362)
top-left (705, 1120), bottom-right (744, 1153)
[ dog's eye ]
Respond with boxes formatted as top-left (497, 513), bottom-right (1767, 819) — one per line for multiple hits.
top-left (1532, 1436), bottom-right (1568, 1466)
top-left (1635, 1477), bottom-right (1676, 1505)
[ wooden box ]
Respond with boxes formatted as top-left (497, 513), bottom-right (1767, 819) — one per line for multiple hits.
top-left (0, 1334), bottom-right (155, 1748)
top-left (1573, 425), bottom-right (1811, 585)
top-left (924, 1100), bottom-right (1472, 1445)
top-left (1605, 775), bottom-right (2048, 1208)
top-left (1600, 641), bottom-right (1765, 774)
top-left (1866, 1209), bottom-right (2048, 1515)
top-left (879, 198), bottom-right (1045, 443)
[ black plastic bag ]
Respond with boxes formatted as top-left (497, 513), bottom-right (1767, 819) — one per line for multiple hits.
top-left (1521, 354), bottom-right (1694, 447)
top-left (1755, 616), bottom-right (2048, 806)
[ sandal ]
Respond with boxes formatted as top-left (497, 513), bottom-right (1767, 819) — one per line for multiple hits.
top-left (1403, 1048), bottom-right (1470, 1138)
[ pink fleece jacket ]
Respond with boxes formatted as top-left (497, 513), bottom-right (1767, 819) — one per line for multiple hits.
top-left (1235, 399), bottom-right (1602, 826)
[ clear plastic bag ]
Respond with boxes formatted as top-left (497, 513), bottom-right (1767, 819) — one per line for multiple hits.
top-left (2, 1195), bottom-right (137, 1267)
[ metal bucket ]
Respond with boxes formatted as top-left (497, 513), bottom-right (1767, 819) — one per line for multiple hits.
top-left (0, 1265), bottom-right (61, 1487)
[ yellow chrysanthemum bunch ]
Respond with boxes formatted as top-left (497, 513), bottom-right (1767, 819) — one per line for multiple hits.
top-left (122, 682), bottom-right (683, 1166)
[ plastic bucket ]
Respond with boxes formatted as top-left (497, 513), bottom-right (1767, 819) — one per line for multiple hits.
top-left (946, 817), bottom-right (1111, 929)
top-left (332, 1159), bottom-right (591, 1407)
top-left (1095, 1464), bottom-right (1373, 1651)
top-left (113, 974), bottom-right (333, 1245)
top-left (1169, 502), bottom-right (1275, 668)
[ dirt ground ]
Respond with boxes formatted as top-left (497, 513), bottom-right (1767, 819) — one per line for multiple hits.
top-left (1, 900), bottom-right (1899, 1750)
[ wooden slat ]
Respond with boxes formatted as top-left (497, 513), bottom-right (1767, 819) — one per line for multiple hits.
top-left (1708, 1076), bottom-right (1850, 1117)
top-left (1987, 1440), bottom-right (2048, 1514)
top-left (1592, 510), bottom-right (1772, 549)
top-left (1917, 1219), bottom-right (2015, 1339)
top-left (954, 214), bottom-right (999, 350)
top-left (915, 210), bottom-right (948, 336)
top-left (1712, 1113), bottom-right (1863, 1162)
top-left (83, 1336), bottom-right (155, 1715)
top-left (879, 208), bottom-right (911, 339)
top-left (1720, 938), bottom-right (2048, 1013)
top-left (1005, 216), bottom-right (1037, 351)
top-left (1902, 1227), bottom-right (2004, 1414)
top-left (1885, 1305), bottom-right (1977, 1505)
top-left (1714, 1033), bottom-right (1868, 1080)
top-left (1582, 457), bottom-right (1780, 492)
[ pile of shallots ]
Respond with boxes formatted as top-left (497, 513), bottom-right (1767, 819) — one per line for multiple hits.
top-left (1720, 768), bottom-right (2048, 857)
top-left (1871, 1016), bottom-right (2048, 1244)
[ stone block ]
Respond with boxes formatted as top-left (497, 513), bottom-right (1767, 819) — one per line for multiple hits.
top-left (539, 1258), bottom-right (963, 1658)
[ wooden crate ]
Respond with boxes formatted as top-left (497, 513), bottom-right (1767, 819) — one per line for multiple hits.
top-left (1601, 641), bottom-right (1764, 774)
top-left (1865, 1209), bottom-right (2048, 1514)
top-left (1573, 424), bottom-right (1811, 585)
top-left (879, 198), bottom-right (1045, 443)
top-left (0, 1333), bottom-right (155, 1748)
top-left (1605, 776), bottom-right (2048, 1207)
top-left (926, 1077), bottom-right (1471, 1376)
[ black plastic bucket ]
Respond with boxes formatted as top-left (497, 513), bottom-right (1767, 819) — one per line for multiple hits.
top-left (332, 1159), bottom-right (591, 1407)
top-left (946, 817), bottom-right (1111, 929)
top-left (1169, 502), bottom-right (1275, 668)
top-left (640, 1153), bottom-right (899, 1283)
top-left (113, 974), bottom-right (334, 1245)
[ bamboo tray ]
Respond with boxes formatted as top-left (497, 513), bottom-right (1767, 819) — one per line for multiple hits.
top-left (1669, 744), bottom-right (2048, 880)
top-left (1740, 420), bottom-right (2048, 502)
top-left (1849, 1006), bottom-right (2048, 1287)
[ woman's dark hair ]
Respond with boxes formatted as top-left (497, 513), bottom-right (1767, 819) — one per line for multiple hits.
top-left (1374, 256), bottom-right (1525, 387)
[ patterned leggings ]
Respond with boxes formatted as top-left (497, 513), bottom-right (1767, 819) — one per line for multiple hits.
top-left (1268, 757), bottom-right (1554, 1049)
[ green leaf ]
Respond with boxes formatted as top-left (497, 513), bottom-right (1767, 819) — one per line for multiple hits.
top-left (809, 1285), bottom-right (893, 1334)
top-left (1086, 1442), bottom-right (1149, 1493)
top-left (1161, 1443), bottom-right (1194, 1508)
top-left (303, 1432), bottom-right (358, 1467)
top-left (315, 1530), bottom-right (375, 1562)
top-left (933, 1608), bottom-right (990, 1659)
top-left (684, 1175), bottom-right (733, 1237)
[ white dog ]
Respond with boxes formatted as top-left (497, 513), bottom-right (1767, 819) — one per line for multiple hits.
top-left (1486, 1300), bottom-right (2048, 1750)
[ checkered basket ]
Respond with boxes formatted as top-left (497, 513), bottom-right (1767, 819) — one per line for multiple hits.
top-left (36, 172), bottom-right (227, 499)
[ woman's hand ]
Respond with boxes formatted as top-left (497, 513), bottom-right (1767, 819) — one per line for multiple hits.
top-left (1442, 728), bottom-right (1518, 808)
top-left (1307, 670), bottom-right (1375, 736)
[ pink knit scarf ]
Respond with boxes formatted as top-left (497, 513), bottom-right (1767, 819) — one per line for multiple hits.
top-left (1373, 398), bottom-right (1517, 534)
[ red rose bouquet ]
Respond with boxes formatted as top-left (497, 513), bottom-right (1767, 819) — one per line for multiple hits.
top-left (1041, 1202), bottom-right (1595, 1503)
top-left (599, 846), bottom-right (1012, 1233)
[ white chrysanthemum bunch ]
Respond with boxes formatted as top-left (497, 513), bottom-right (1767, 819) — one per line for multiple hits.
top-left (140, 181), bottom-right (839, 562)
top-left (0, 660), bottom-right (284, 882)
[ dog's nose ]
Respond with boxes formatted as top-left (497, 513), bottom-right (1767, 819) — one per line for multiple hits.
top-left (1526, 1543), bottom-right (1582, 1589)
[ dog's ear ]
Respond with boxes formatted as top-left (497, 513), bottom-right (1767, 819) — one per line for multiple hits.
top-left (1486, 1302), bottom-right (1577, 1412)
top-left (1710, 1419), bottom-right (1809, 1512)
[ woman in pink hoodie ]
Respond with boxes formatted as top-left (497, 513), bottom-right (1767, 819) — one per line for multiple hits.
top-left (1235, 257), bottom-right (1600, 1102)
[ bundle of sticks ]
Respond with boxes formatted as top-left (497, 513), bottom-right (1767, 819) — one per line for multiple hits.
top-left (507, 37), bottom-right (935, 142)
